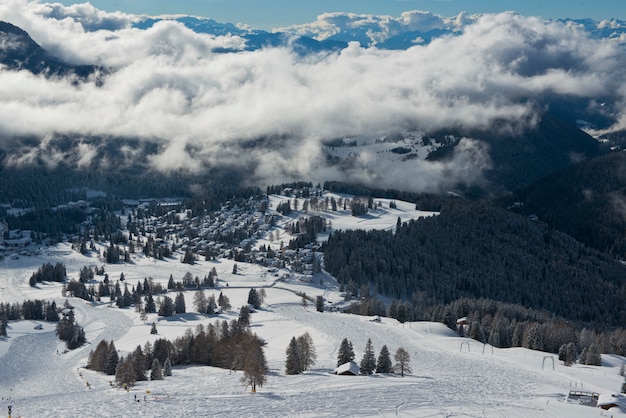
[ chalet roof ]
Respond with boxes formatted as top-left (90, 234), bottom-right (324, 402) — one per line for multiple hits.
top-left (597, 393), bottom-right (622, 410)
top-left (334, 361), bottom-right (360, 376)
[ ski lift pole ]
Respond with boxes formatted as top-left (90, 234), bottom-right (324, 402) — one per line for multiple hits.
top-left (7, 404), bottom-right (11, 418)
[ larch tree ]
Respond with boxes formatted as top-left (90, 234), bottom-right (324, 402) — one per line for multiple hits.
top-left (115, 356), bottom-right (136, 387)
top-left (297, 332), bottom-right (316, 372)
top-left (376, 345), bottom-right (393, 373)
top-left (394, 347), bottom-right (412, 377)
top-left (193, 289), bottom-right (207, 313)
top-left (360, 338), bottom-right (376, 375)
top-left (240, 341), bottom-right (268, 392)
top-left (87, 339), bottom-right (109, 372)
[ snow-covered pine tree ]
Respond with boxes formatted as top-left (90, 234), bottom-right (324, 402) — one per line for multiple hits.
top-left (158, 296), bottom-right (174, 317)
top-left (150, 358), bottom-right (163, 380)
top-left (174, 292), bottom-right (186, 314)
top-left (584, 343), bottom-right (601, 366)
top-left (376, 345), bottom-right (393, 373)
top-left (104, 341), bottom-right (119, 375)
top-left (131, 345), bottom-right (147, 381)
top-left (337, 338), bottom-right (355, 367)
top-left (163, 357), bottom-right (172, 376)
top-left (316, 295), bottom-right (324, 312)
top-left (247, 288), bottom-right (261, 309)
top-left (360, 338), bottom-right (376, 375)
top-left (238, 306), bottom-right (251, 328)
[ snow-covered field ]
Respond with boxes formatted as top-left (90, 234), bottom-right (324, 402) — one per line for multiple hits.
top-left (1, 201), bottom-right (625, 417)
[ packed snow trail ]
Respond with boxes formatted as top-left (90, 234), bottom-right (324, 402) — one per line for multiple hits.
top-left (0, 300), bottom-right (132, 417)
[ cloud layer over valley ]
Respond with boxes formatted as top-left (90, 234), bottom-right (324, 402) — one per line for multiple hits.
top-left (1, 0), bottom-right (625, 192)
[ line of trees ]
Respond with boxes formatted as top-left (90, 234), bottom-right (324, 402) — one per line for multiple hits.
top-left (56, 308), bottom-right (86, 350)
top-left (335, 337), bottom-right (409, 376)
top-left (285, 332), bottom-right (316, 375)
top-left (0, 299), bottom-right (60, 322)
top-left (88, 313), bottom-right (268, 389)
top-left (29, 262), bottom-right (66, 286)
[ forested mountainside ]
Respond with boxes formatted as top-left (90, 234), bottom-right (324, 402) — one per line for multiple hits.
top-left (425, 113), bottom-right (601, 194)
top-left (0, 21), bottom-right (101, 79)
top-left (511, 151), bottom-right (626, 258)
top-left (0, 165), bottom-right (252, 208)
top-left (323, 200), bottom-right (626, 326)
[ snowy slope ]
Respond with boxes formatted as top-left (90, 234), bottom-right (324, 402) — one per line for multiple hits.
top-left (0, 204), bottom-right (625, 417)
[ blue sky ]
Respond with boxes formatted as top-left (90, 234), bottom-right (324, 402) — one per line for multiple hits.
top-left (56, 0), bottom-right (626, 29)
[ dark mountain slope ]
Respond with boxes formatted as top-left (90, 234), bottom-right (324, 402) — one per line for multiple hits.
top-left (323, 201), bottom-right (626, 325)
top-left (511, 151), bottom-right (626, 258)
top-left (0, 21), bottom-right (101, 78)
top-left (428, 113), bottom-right (602, 193)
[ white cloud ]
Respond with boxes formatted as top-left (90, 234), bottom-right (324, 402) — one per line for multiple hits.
top-left (0, 2), bottom-right (625, 192)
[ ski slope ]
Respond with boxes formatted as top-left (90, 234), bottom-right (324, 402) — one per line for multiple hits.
top-left (0, 206), bottom-right (625, 417)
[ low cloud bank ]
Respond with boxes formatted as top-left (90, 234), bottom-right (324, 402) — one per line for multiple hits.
top-left (0, 1), bottom-right (624, 191)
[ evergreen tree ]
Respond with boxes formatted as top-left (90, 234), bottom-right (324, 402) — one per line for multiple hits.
top-left (525, 323), bottom-right (544, 351)
top-left (158, 296), bottom-right (174, 317)
top-left (316, 295), bottom-right (324, 313)
top-left (182, 249), bottom-right (195, 265)
top-left (238, 306), bottom-right (251, 328)
top-left (163, 357), bottom-right (172, 376)
top-left (145, 293), bottom-right (156, 313)
top-left (285, 336), bottom-right (302, 375)
top-left (206, 295), bottom-right (217, 315)
top-left (174, 292), bottom-right (186, 314)
top-left (131, 345), bottom-right (147, 381)
top-left (218, 292), bottom-right (231, 311)
top-left (394, 347), bottom-right (412, 377)
top-left (360, 338), bottom-right (376, 375)
top-left (376, 345), bottom-right (393, 373)
top-left (584, 343), bottom-right (601, 366)
top-left (337, 338), bottom-right (355, 366)
top-left (150, 358), bottom-right (163, 380)
top-left (150, 322), bottom-right (158, 335)
top-left (104, 341), bottom-right (119, 376)
top-left (247, 288), bottom-right (261, 309)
